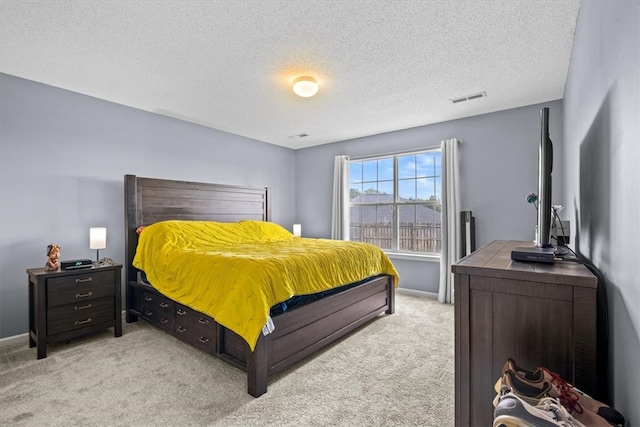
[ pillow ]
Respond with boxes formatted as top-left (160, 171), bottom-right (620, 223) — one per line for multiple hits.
top-left (137, 220), bottom-right (293, 252)
top-left (237, 220), bottom-right (293, 242)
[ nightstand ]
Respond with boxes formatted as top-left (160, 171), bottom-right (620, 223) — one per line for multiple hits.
top-left (27, 264), bottom-right (122, 359)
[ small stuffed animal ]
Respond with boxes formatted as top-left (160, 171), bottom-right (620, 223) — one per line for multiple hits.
top-left (45, 244), bottom-right (60, 271)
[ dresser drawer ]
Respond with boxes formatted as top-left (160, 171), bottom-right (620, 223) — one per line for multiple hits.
top-left (47, 270), bottom-right (115, 307)
top-left (142, 291), bottom-right (174, 331)
top-left (47, 305), bottom-right (114, 336)
top-left (175, 303), bottom-right (216, 353)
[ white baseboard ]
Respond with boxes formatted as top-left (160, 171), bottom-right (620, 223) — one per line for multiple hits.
top-left (396, 287), bottom-right (439, 299)
top-left (0, 333), bottom-right (28, 348)
top-left (0, 313), bottom-right (128, 348)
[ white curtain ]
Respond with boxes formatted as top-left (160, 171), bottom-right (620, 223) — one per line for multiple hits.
top-left (331, 155), bottom-right (350, 240)
top-left (438, 138), bottom-right (460, 303)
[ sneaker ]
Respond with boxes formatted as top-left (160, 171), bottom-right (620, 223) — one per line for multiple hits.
top-left (501, 358), bottom-right (625, 426)
top-left (494, 391), bottom-right (585, 427)
top-left (494, 370), bottom-right (619, 427)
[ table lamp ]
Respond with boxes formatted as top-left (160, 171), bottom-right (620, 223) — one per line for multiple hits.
top-left (90, 227), bottom-right (106, 261)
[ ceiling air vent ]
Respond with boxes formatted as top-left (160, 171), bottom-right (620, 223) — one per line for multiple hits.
top-left (450, 91), bottom-right (487, 104)
top-left (288, 133), bottom-right (309, 139)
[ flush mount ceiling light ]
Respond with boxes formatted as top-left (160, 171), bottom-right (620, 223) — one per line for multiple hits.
top-left (293, 76), bottom-right (319, 97)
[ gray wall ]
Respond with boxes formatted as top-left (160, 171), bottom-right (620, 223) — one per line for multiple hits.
top-left (563, 0), bottom-right (639, 422)
top-left (295, 100), bottom-right (564, 292)
top-left (0, 73), bottom-right (296, 338)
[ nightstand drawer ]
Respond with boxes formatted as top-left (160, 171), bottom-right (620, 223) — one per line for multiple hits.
top-left (47, 297), bottom-right (114, 322)
top-left (47, 306), bottom-right (114, 336)
top-left (47, 270), bottom-right (115, 307)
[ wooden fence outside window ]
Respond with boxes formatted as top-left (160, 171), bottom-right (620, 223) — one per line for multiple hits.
top-left (350, 222), bottom-right (442, 253)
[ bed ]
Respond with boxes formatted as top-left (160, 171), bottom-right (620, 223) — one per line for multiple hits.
top-left (124, 174), bottom-right (397, 397)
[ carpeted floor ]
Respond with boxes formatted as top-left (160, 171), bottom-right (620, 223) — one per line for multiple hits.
top-left (0, 292), bottom-right (454, 426)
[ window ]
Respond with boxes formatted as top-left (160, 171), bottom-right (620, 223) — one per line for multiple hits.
top-left (349, 149), bottom-right (442, 255)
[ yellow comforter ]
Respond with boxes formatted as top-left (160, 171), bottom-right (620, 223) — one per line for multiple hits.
top-left (133, 220), bottom-right (399, 350)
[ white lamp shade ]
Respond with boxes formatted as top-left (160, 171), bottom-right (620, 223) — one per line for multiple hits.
top-left (90, 227), bottom-right (107, 250)
top-left (293, 77), bottom-right (318, 97)
top-left (293, 224), bottom-right (302, 237)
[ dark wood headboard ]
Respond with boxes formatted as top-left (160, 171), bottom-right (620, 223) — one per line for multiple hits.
top-left (124, 174), bottom-right (271, 286)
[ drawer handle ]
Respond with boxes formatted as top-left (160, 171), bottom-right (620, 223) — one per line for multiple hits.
top-left (198, 337), bottom-right (209, 344)
top-left (176, 309), bottom-right (187, 316)
top-left (75, 303), bottom-right (92, 310)
top-left (159, 302), bottom-right (170, 308)
top-left (144, 296), bottom-right (153, 302)
top-left (160, 318), bottom-right (169, 324)
top-left (177, 326), bottom-right (187, 333)
top-left (75, 292), bottom-right (93, 299)
top-left (198, 318), bottom-right (209, 325)
top-left (75, 277), bottom-right (93, 284)
top-left (75, 318), bottom-right (92, 325)
top-left (144, 310), bottom-right (153, 316)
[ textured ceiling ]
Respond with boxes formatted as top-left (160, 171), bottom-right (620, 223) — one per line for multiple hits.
top-left (0, 0), bottom-right (580, 149)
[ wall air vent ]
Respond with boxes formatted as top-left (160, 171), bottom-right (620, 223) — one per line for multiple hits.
top-left (450, 91), bottom-right (487, 104)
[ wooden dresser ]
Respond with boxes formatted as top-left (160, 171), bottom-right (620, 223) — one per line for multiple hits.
top-left (452, 240), bottom-right (597, 427)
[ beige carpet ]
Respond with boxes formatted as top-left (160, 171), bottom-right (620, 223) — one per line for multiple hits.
top-left (0, 292), bottom-right (454, 426)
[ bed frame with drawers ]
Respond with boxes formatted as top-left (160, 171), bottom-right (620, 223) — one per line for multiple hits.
top-left (124, 174), bottom-right (395, 397)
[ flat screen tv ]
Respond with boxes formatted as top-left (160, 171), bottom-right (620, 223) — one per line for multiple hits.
top-left (537, 107), bottom-right (553, 248)
top-left (511, 107), bottom-right (555, 263)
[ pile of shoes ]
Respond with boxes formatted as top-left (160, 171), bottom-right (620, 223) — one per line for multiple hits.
top-left (493, 358), bottom-right (625, 427)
